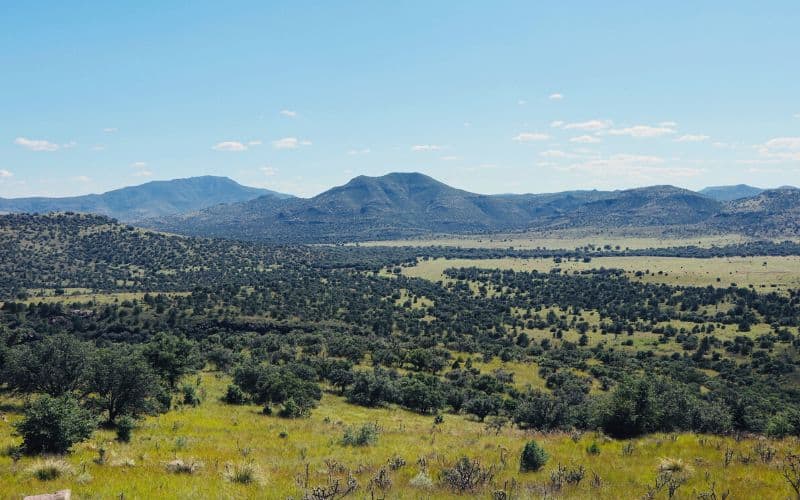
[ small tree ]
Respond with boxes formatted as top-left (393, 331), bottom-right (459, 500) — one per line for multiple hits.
top-left (15, 394), bottom-right (96, 454)
top-left (520, 440), bottom-right (549, 472)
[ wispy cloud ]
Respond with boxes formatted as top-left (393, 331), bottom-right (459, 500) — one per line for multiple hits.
top-left (212, 141), bottom-right (248, 152)
top-left (280, 110), bottom-right (297, 118)
top-left (569, 135), bottom-right (601, 144)
top-left (131, 161), bottom-right (152, 177)
top-left (440, 155), bottom-right (459, 161)
top-left (103, 127), bottom-right (118, 133)
top-left (14, 137), bottom-right (61, 152)
top-left (73, 175), bottom-right (92, 183)
top-left (260, 166), bottom-right (278, 176)
top-left (607, 124), bottom-right (676, 138)
top-left (0, 169), bottom-right (12, 178)
top-left (248, 140), bottom-right (263, 146)
top-left (513, 132), bottom-right (550, 142)
top-left (517, 99), bottom-right (527, 105)
top-left (347, 148), bottom-right (371, 155)
top-left (550, 120), bottom-right (564, 128)
top-left (674, 134), bottom-right (709, 143)
top-left (548, 93), bottom-right (564, 100)
top-left (411, 144), bottom-right (443, 152)
top-left (273, 137), bottom-right (311, 150)
top-left (562, 120), bottom-right (612, 131)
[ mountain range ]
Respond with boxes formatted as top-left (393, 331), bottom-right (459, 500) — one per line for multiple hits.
top-left (0, 176), bottom-right (290, 221)
top-left (1, 173), bottom-right (797, 242)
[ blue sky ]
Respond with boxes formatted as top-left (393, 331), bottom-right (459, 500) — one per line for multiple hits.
top-left (1, 1), bottom-right (798, 198)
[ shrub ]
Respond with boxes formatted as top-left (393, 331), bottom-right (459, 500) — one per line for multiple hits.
top-left (223, 461), bottom-right (262, 485)
top-left (409, 471), bottom-right (434, 489)
top-left (278, 398), bottom-right (309, 419)
top-left (441, 457), bottom-right (495, 492)
top-left (223, 384), bottom-right (248, 404)
top-left (586, 442), bottom-right (601, 455)
top-left (28, 458), bottom-right (73, 481)
top-left (164, 458), bottom-right (203, 474)
top-left (342, 423), bottom-right (380, 446)
top-left (15, 394), bottom-right (96, 454)
top-left (520, 440), bottom-right (549, 472)
top-left (181, 383), bottom-right (201, 407)
top-left (116, 415), bottom-right (136, 443)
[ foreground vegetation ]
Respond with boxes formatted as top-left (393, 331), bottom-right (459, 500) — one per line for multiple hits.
top-left (1, 214), bottom-right (799, 497)
top-left (1, 372), bottom-right (799, 499)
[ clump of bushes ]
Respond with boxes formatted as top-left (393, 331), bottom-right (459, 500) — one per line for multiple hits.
top-left (223, 384), bottom-right (247, 405)
top-left (15, 394), bottom-right (96, 454)
top-left (520, 440), bottom-right (548, 472)
top-left (342, 422), bottom-right (380, 446)
top-left (441, 457), bottom-right (495, 492)
top-left (278, 398), bottom-right (310, 419)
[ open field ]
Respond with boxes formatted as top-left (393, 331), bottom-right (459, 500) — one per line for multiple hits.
top-left (359, 233), bottom-right (757, 250)
top-left (402, 255), bottom-right (800, 293)
top-left (1, 372), bottom-right (797, 499)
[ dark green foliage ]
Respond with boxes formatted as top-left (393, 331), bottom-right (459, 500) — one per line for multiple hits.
top-left (116, 415), bottom-right (136, 442)
top-left (520, 440), bottom-right (549, 472)
top-left (3, 334), bottom-right (89, 396)
top-left (143, 332), bottom-right (200, 388)
top-left (232, 361), bottom-right (321, 411)
top-left (86, 344), bottom-right (162, 423)
top-left (223, 384), bottom-right (248, 404)
top-left (278, 398), bottom-right (309, 419)
top-left (16, 394), bottom-right (96, 454)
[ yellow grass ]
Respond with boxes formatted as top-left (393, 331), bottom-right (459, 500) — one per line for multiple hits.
top-left (0, 372), bottom-right (797, 499)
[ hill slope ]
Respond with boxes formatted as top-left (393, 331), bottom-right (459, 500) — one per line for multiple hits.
top-left (0, 176), bottom-right (289, 221)
top-left (143, 173), bottom-right (743, 242)
top-left (707, 188), bottom-right (800, 236)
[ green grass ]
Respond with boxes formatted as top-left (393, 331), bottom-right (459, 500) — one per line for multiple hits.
top-left (1, 372), bottom-right (797, 499)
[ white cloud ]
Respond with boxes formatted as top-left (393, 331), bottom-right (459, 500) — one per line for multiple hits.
top-left (347, 148), bottom-right (371, 155)
top-left (411, 144), bottom-right (443, 152)
top-left (440, 155), bottom-right (459, 161)
top-left (279, 110), bottom-right (297, 118)
top-left (556, 154), bottom-right (703, 180)
top-left (133, 169), bottom-right (153, 177)
top-left (757, 136), bottom-right (800, 161)
top-left (563, 120), bottom-right (612, 131)
top-left (248, 140), bottom-right (263, 146)
top-left (513, 132), bottom-right (550, 142)
top-left (131, 161), bottom-right (152, 177)
top-left (260, 166), bottom-right (278, 176)
top-left (73, 175), bottom-right (91, 183)
top-left (0, 169), bottom-right (12, 178)
top-left (103, 127), bottom-right (118, 133)
top-left (212, 141), bottom-right (248, 152)
top-left (548, 93), bottom-right (564, 100)
top-left (607, 124), bottom-right (676, 138)
top-left (273, 137), bottom-right (311, 150)
top-left (569, 135), bottom-right (601, 144)
top-left (550, 120), bottom-right (564, 128)
top-left (14, 137), bottom-right (60, 151)
top-left (131, 161), bottom-right (148, 168)
top-left (675, 134), bottom-right (710, 143)
top-left (659, 121), bottom-right (678, 128)
top-left (539, 149), bottom-right (580, 159)
top-left (517, 99), bottom-right (527, 105)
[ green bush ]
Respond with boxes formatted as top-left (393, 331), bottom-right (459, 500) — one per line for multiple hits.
top-left (223, 384), bottom-right (247, 404)
top-left (116, 415), bottom-right (136, 443)
top-left (15, 394), bottom-right (96, 454)
top-left (278, 398), bottom-right (309, 418)
top-left (520, 440), bottom-right (549, 472)
top-left (586, 442), bottom-right (601, 455)
top-left (342, 422), bottom-right (380, 446)
top-left (181, 383), bottom-right (201, 407)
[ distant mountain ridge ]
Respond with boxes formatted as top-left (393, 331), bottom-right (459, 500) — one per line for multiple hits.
top-left (699, 184), bottom-right (765, 201)
top-left (0, 176), bottom-right (291, 221)
top-left (140, 172), bottom-right (800, 242)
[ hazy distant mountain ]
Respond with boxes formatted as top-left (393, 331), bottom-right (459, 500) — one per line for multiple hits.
top-left (0, 176), bottom-right (290, 221)
top-left (699, 184), bottom-right (764, 201)
top-left (143, 172), bottom-right (776, 242)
